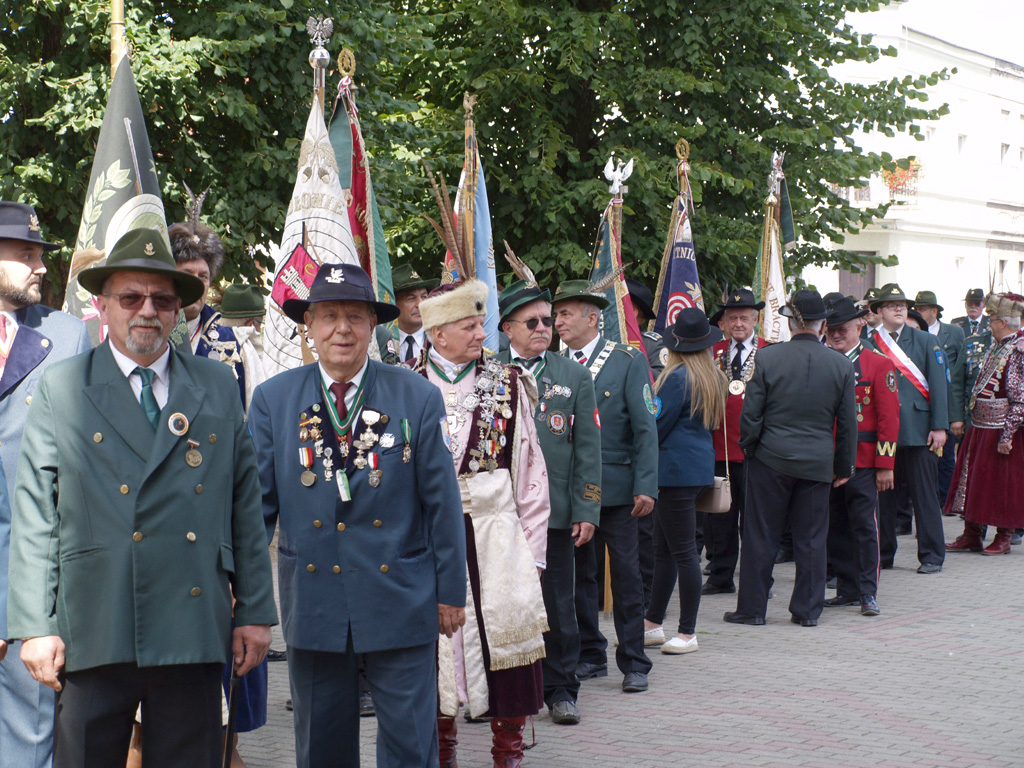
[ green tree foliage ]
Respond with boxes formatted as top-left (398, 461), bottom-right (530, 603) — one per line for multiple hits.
top-left (1, 0), bottom-right (948, 307)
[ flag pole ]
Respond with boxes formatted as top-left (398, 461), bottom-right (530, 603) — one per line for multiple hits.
top-left (110, 0), bottom-right (125, 77)
top-left (306, 16), bottom-right (333, 114)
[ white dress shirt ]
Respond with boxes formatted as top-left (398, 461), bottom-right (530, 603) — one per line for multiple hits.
top-left (399, 328), bottom-right (426, 361)
top-left (928, 321), bottom-right (940, 336)
top-left (110, 343), bottom-right (171, 409)
top-left (567, 335), bottom-right (601, 366)
top-left (509, 345), bottom-right (546, 374)
top-left (318, 358), bottom-right (368, 415)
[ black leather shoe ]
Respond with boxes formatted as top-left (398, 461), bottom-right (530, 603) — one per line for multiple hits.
top-left (880, 561), bottom-right (894, 570)
top-left (823, 595), bottom-right (859, 607)
top-left (723, 611), bottom-right (765, 626)
top-left (621, 672), bottom-right (648, 693)
top-left (702, 582), bottom-right (736, 595)
top-left (267, 648), bottom-right (287, 662)
top-left (917, 563), bottom-right (942, 574)
top-left (702, 563), bottom-right (712, 576)
top-left (825, 577), bottom-right (837, 590)
top-left (860, 596), bottom-right (880, 616)
top-left (359, 690), bottom-right (375, 717)
top-left (285, 698), bottom-right (293, 711)
top-left (790, 615), bottom-right (817, 627)
top-left (575, 661), bottom-right (608, 680)
top-left (550, 700), bottom-right (581, 724)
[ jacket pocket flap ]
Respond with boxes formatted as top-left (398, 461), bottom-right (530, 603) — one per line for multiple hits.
top-left (602, 449), bottom-right (633, 465)
top-left (219, 544), bottom-right (235, 573)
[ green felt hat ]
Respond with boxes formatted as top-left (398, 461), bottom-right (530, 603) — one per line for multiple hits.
top-left (869, 283), bottom-right (914, 313)
top-left (392, 263), bottom-right (439, 294)
top-left (964, 288), bottom-right (984, 302)
top-left (78, 228), bottom-right (205, 306)
top-left (913, 290), bottom-right (943, 312)
top-left (550, 279), bottom-right (610, 310)
top-left (220, 284), bottom-right (266, 318)
top-left (499, 279), bottom-right (551, 323)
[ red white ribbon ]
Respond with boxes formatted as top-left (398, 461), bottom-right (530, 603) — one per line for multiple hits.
top-left (874, 330), bottom-right (929, 402)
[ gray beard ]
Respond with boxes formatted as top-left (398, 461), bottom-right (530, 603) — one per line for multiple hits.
top-left (125, 321), bottom-right (167, 356)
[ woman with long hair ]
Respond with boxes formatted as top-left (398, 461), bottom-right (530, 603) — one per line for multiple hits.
top-left (643, 308), bottom-right (726, 654)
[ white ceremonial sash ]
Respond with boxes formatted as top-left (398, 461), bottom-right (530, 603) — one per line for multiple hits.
top-left (874, 330), bottom-right (929, 401)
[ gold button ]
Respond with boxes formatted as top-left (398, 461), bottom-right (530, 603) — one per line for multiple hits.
top-left (307, 564), bottom-right (316, 572)
top-left (186, 532), bottom-right (196, 542)
top-left (380, 565), bottom-right (389, 573)
top-left (195, 484), bottom-right (203, 494)
top-left (132, 531), bottom-right (143, 542)
top-left (120, 484), bottom-right (130, 495)
top-left (332, 565), bottom-right (341, 574)
top-left (337, 522), bottom-right (346, 532)
top-left (25, 396), bottom-right (32, 405)
top-left (313, 520), bottom-right (322, 528)
top-left (209, 434), bottom-right (217, 444)
top-left (93, 432), bottom-right (103, 443)
top-left (190, 587), bottom-right (202, 597)
top-left (373, 520), bottom-right (382, 528)
top-left (41, 339), bottom-right (49, 348)
top-left (604, 391), bottom-right (611, 397)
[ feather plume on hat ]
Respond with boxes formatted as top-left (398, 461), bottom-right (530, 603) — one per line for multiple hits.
top-left (503, 241), bottom-right (538, 289)
top-left (421, 162), bottom-right (473, 283)
top-left (587, 262), bottom-right (630, 297)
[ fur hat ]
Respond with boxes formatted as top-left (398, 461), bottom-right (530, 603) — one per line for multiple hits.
top-left (985, 292), bottom-right (1024, 320)
top-left (420, 279), bottom-right (490, 331)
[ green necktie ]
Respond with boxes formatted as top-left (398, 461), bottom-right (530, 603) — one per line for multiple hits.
top-left (134, 366), bottom-right (160, 430)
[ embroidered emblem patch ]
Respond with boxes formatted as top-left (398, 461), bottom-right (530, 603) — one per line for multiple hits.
top-left (548, 411), bottom-right (566, 435)
top-left (659, 347), bottom-right (669, 366)
top-left (934, 348), bottom-right (945, 367)
top-left (643, 383), bottom-right (657, 414)
top-left (326, 267), bottom-right (345, 284)
top-left (583, 483), bottom-right (602, 502)
top-left (439, 417), bottom-right (451, 452)
top-left (886, 370), bottom-right (897, 392)
top-left (653, 396), bottom-right (662, 417)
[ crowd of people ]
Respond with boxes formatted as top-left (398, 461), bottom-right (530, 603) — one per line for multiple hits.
top-left (0, 196), bottom-right (1022, 768)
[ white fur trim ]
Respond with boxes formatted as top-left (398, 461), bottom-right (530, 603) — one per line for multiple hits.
top-left (420, 279), bottom-right (490, 330)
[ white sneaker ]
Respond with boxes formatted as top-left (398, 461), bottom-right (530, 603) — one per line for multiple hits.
top-left (643, 627), bottom-right (666, 647)
top-left (661, 636), bottom-right (699, 655)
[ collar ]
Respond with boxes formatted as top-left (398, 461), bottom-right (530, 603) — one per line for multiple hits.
top-left (729, 335), bottom-right (753, 354)
top-left (928, 321), bottom-right (940, 335)
top-left (400, 328), bottom-right (425, 346)
top-left (1, 309), bottom-right (19, 334)
top-left (884, 324), bottom-right (905, 341)
top-left (318, 357), bottom-right (368, 392)
top-left (428, 347), bottom-right (473, 379)
top-left (844, 342), bottom-right (862, 360)
top-left (510, 344), bottom-right (546, 363)
top-left (110, 342), bottom-right (171, 385)
top-left (569, 335), bottom-right (601, 362)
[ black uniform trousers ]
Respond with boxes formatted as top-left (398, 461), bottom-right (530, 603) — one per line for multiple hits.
top-left (574, 504), bottom-right (652, 675)
top-left (879, 446), bottom-right (945, 567)
top-left (736, 458), bottom-right (831, 622)
top-left (541, 528), bottom-right (581, 707)
top-left (936, 435), bottom-right (957, 506)
top-left (827, 467), bottom-right (880, 599)
top-left (53, 662), bottom-right (222, 768)
top-left (704, 460), bottom-right (746, 588)
top-left (637, 511), bottom-right (655, 613)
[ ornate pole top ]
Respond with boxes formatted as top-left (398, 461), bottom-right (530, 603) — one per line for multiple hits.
top-left (306, 15), bottom-right (334, 51)
top-left (604, 154), bottom-right (634, 196)
top-left (767, 150), bottom-right (785, 200)
top-left (306, 15), bottom-right (333, 112)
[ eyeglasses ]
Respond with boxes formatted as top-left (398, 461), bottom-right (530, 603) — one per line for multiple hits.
top-left (103, 292), bottom-right (180, 312)
top-left (879, 303), bottom-right (906, 311)
top-left (509, 316), bottom-right (554, 330)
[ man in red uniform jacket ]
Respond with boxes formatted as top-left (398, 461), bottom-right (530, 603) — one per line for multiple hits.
top-left (823, 297), bottom-right (900, 615)
top-left (706, 289), bottom-right (770, 594)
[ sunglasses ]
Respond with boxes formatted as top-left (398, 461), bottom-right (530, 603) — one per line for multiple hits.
top-left (510, 316), bottom-right (554, 330)
top-left (104, 292), bottom-right (180, 312)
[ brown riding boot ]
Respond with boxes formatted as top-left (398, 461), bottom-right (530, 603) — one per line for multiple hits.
top-left (982, 528), bottom-right (1013, 556)
top-left (438, 716), bottom-right (458, 768)
top-left (125, 723), bottom-right (142, 768)
top-left (490, 717), bottom-right (525, 768)
top-left (946, 521), bottom-right (984, 552)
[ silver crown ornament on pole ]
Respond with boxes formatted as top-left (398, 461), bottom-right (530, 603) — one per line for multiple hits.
top-left (306, 15), bottom-right (333, 112)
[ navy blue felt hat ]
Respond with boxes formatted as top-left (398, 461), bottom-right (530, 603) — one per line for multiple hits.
top-left (282, 263), bottom-right (400, 325)
top-left (0, 201), bottom-right (61, 251)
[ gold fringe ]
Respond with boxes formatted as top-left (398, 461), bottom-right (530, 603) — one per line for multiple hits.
top-left (487, 619), bottom-right (549, 648)
top-left (489, 645), bottom-right (547, 672)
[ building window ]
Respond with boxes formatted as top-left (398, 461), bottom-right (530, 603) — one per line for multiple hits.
top-left (1002, 143), bottom-right (1011, 163)
top-left (1001, 109), bottom-right (1011, 121)
top-left (998, 259), bottom-right (1008, 289)
top-left (958, 135), bottom-right (968, 154)
top-left (854, 185), bottom-right (871, 202)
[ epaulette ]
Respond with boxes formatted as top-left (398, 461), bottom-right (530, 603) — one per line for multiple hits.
top-left (642, 330), bottom-right (660, 341)
top-left (869, 348), bottom-right (887, 358)
top-left (612, 342), bottom-right (640, 357)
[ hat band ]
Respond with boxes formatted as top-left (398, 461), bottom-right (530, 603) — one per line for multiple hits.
top-left (501, 287), bottom-right (546, 310)
top-left (672, 330), bottom-right (712, 343)
top-left (0, 225), bottom-right (45, 242)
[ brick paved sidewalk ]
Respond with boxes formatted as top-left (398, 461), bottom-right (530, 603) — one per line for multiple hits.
top-left (241, 514), bottom-right (1022, 768)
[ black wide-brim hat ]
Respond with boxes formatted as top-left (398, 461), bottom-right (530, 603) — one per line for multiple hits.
top-left (625, 278), bottom-right (656, 321)
top-left (0, 201), bottom-right (62, 251)
top-left (779, 289), bottom-right (829, 321)
top-left (283, 263), bottom-right (400, 325)
top-left (826, 296), bottom-right (869, 327)
top-left (662, 307), bottom-right (724, 352)
top-left (719, 287), bottom-right (765, 312)
top-left (78, 228), bottom-right (206, 306)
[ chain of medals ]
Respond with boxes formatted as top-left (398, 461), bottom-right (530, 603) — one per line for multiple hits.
top-left (431, 358), bottom-right (513, 473)
top-left (586, 341), bottom-right (616, 380)
top-left (969, 333), bottom-right (1015, 413)
top-left (719, 342), bottom-right (758, 395)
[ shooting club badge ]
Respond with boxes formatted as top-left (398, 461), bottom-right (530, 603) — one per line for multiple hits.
top-left (548, 411), bottom-right (567, 435)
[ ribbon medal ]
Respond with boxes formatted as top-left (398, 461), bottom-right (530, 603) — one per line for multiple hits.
top-left (299, 447), bottom-right (316, 487)
top-left (401, 418), bottom-right (412, 463)
top-left (367, 453), bottom-right (382, 488)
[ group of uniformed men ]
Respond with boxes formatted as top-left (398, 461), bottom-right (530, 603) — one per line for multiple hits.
top-left (1, 195), bottom-right (1022, 768)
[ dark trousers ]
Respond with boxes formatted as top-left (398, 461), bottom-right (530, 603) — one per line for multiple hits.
top-left (541, 528), bottom-right (581, 706)
top-left (53, 662), bottom-right (222, 768)
top-left (879, 446), bottom-right (945, 566)
top-left (574, 504), bottom-right (652, 675)
top-left (736, 458), bottom-right (831, 621)
top-left (645, 487), bottom-right (703, 635)
top-left (828, 468), bottom-right (880, 599)
top-left (705, 461), bottom-right (746, 588)
top-left (936, 435), bottom-right (957, 506)
top-left (637, 511), bottom-right (655, 613)
top-left (288, 640), bottom-right (438, 768)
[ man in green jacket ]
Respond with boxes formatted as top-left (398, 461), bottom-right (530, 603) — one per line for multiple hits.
top-left (553, 279), bottom-right (658, 694)
top-left (497, 278), bottom-right (601, 725)
top-left (7, 229), bottom-right (277, 768)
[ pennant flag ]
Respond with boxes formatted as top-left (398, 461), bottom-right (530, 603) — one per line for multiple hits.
top-left (652, 143), bottom-right (704, 334)
top-left (754, 151), bottom-right (792, 344)
top-left (270, 241), bottom-right (319, 308)
top-left (590, 199), bottom-right (645, 353)
top-left (64, 57), bottom-right (170, 344)
top-left (264, 96), bottom-right (362, 376)
top-left (329, 70), bottom-right (395, 312)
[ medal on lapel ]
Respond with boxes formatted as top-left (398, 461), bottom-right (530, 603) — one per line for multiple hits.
top-left (401, 418), bottom-right (412, 463)
top-left (185, 439), bottom-right (203, 468)
top-left (367, 453), bottom-right (382, 488)
top-left (299, 447), bottom-right (316, 487)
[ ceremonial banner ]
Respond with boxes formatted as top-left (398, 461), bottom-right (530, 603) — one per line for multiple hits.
top-left (652, 143), bottom-right (704, 334)
top-left (65, 57), bottom-right (169, 344)
top-left (755, 152), bottom-right (792, 344)
top-left (264, 97), bottom-right (361, 376)
top-left (591, 202), bottom-right (645, 353)
top-left (329, 69), bottom-right (395, 311)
